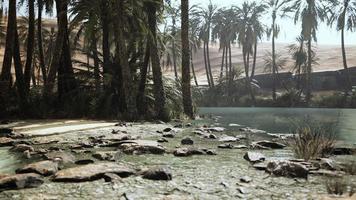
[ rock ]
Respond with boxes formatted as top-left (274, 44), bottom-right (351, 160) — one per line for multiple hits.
top-left (253, 162), bottom-right (268, 170)
top-left (240, 128), bottom-right (266, 134)
top-left (252, 141), bottom-right (286, 149)
top-left (193, 130), bottom-right (205, 136)
top-left (0, 137), bottom-right (14, 147)
top-left (75, 159), bottom-right (95, 165)
top-left (186, 123), bottom-right (192, 127)
top-left (331, 147), bottom-right (355, 155)
top-left (240, 176), bottom-right (252, 183)
top-left (206, 134), bottom-right (217, 139)
top-left (267, 133), bottom-right (294, 139)
top-left (45, 151), bottom-right (75, 165)
top-left (0, 173), bottom-right (44, 191)
top-left (237, 187), bottom-right (249, 194)
top-left (53, 163), bottom-right (135, 182)
top-left (189, 149), bottom-right (205, 155)
top-left (206, 127), bottom-right (225, 132)
top-left (243, 152), bottom-right (266, 163)
top-left (181, 137), bottom-right (194, 145)
top-left (163, 128), bottom-right (172, 132)
top-left (204, 149), bottom-right (217, 155)
top-left (266, 161), bottom-right (309, 179)
top-left (142, 167), bottom-right (172, 181)
top-left (118, 140), bottom-right (165, 155)
top-left (162, 132), bottom-right (175, 138)
top-left (0, 128), bottom-right (13, 137)
top-left (174, 124), bottom-right (183, 128)
top-left (0, 174), bottom-right (8, 179)
top-left (10, 144), bottom-right (34, 152)
top-left (92, 152), bottom-right (115, 161)
top-left (157, 138), bottom-right (168, 143)
top-left (229, 124), bottom-right (241, 127)
top-left (234, 145), bottom-right (248, 149)
top-left (218, 143), bottom-right (234, 149)
top-left (16, 160), bottom-right (58, 176)
top-left (309, 169), bottom-right (343, 177)
top-left (319, 158), bottom-right (339, 171)
top-left (173, 148), bottom-right (191, 157)
top-left (219, 136), bottom-right (239, 142)
top-left (102, 173), bottom-right (122, 182)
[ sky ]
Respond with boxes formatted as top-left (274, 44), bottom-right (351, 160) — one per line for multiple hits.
top-left (184, 0), bottom-right (356, 46)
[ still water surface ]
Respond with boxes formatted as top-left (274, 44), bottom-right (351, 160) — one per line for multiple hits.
top-left (199, 107), bottom-right (356, 144)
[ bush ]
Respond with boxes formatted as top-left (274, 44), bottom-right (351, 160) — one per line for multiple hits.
top-left (291, 123), bottom-right (335, 161)
top-left (326, 178), bottom-right (348, 196)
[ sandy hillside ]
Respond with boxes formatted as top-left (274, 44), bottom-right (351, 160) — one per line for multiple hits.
top-left (163, 43), bottom-right (356, 85)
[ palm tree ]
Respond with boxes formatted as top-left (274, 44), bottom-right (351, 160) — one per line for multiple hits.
top-left (146, 0), bottom-right (169, 121)
top-left (265, 0), bottom-right (292, 100)
top-left (290, 0), bottom-right (334, 104)
top-left (328, 0), bottom-right (356, 93)
top-left (181, 0), bottom-right (193, 118)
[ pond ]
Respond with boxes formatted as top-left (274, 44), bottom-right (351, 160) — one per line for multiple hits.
top-left (199, 107), bottom-right (356, 144)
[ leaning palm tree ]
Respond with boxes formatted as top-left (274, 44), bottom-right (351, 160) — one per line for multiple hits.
top-left (265, 0), bottom-right (293, 101)
top-left (328, 0), bottom-right (356, 93)
top-left (290, 0), bottom-right (336, 104)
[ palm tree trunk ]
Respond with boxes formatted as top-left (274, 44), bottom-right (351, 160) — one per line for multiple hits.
top-left (190, 49), bottom-right (198, 86)
top-left (0, 0), bottom-right (16, 91)
top-left (115, 0), bottom-right (137, 119)
top-left (341, 19), bottom-right (351, 93)
top-left (24, 0), bottom-right (35, 93)
top-left (137, 42), bottom-right (150, 115)
top-left (306, 38), bottom-right (312, 104)
top-left (172, 19), bottom-right (178, 80)
top-left (14, 29), bottom-right (27, 107)
top-left (225, 45), bottom-right (228, 79)
top-left (206, 37), bottom-right (214, 87)
top-left (272, 22), bottom-right (277, 101)
top-left (181, 0), bottom-right (194, 118)
top-left (92, 39), bottom-right (100, 92)
top-left (37, 0), bottom-right (47, 84)
top-left (147, 2), bottom-right (169, 121)
top-left (101, 0), bottom-right (111, 75)
top-left (220, 45), bottom-right (225, 79)
top-left (251, 41), bottom-right (257, 79)
top-left (203, 42), bottom-right (211, 87)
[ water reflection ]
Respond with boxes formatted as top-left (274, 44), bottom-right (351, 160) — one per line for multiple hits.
top-left (199, 107), bottom-right (356, 144)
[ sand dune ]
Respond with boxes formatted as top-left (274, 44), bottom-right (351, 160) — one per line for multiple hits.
top-left (163, 43), bottom-right (356, 85)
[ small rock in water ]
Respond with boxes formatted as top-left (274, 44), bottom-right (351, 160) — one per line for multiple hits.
top-left (11, 144), bottom-right (34, 152)
top-left (243, 152), bottom-right (266, 163)
top-left (142, 167), bottom-right (172, 181)
top-left (181, 137), bottom-right (194, 145)
top-left (207, 134), bottom-right (217, 139)
top-left (103, 173), bottom-right (122, 182)
top-left (162, 132), bottom-right (175, 138)
top-left (218, 143), bottom-right (234, 149)
top-left (173, 148), bottom-right (191, 157)
top-left (92, 152), bottom-right (115, 161)
top-left (16, 160), bottom-right (58, 176)
top-left (234, 145), bottom-right (248, 149)
top-left (252, 140), bottom-right (286, 149)
top-left (253, 162), bottom-right (268, 170)
top-left (206, 127), bottom-right (225, 132)
top-left (45, 151), bottom-right (75, 165)
top-left (0, 137), bottom-right (14, 147)
top-left (163, 128), bottom-right (172, 132)
top-left (266, 161), bottom-right (309, 179)
top-left (75, 159), bottom-right (95, 165)
top-left (240, 176), bottom-right (252, 183)
top-left (0, 173), bottom-right (44, 191)
top-left (157, 138), bottom-right (168, 143)
top-left (229, 123), bottom-right (241, 127)
top-left (219, 136), bottom-right (239, 142)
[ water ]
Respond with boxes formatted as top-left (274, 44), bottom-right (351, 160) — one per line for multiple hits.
top-left (0, 148), bottom-right (23, 174)
top-left (199, 107), bottom-right (356, 144)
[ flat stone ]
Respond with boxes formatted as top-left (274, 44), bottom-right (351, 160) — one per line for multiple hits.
top-left (163, 128), bottom-right (172, 132)
top-left (142, 167), bottom-right (172, 181)
top-left (319, 158), bottom-right (339, 171)
top-left (53, 163), bottom-right (135, 182)
top-left (173, 148), bottom-right (191, 157)
top-left (181, 137), bottom-right (194, 145)
top-left (205, 127), bottom-right (225, 132)
top-left (252, 140), bottom-right (286, 149)
top-left (240, 176), bottom-right (252, 183)
top-left (162, 132), bottom-right (175, 138)
top-left (309, 169), bottom-right (343, 177)
top-left (10, 144), bottom-right (34, 152)
top-left (92, 152), bottom-right (115, 161)
top-left (266, 161), bottom-right (309, 179)
top-left (75, 159), bottom-right (95, 165)
top-left (0, 173), bottom-right (44, 191)
top-left (243, 152), bottom-right (266, 163)
top-left (253, 162), bottom-right (268, 170)
top-left (118, 140), bottom-right (165, 155)
top-left (16, 160), bottom-right (58, 176)
top-left (102, 173), bottom-right (122, 182)
top-left (218, 143), bottom-right (234, 149)
top-left (219, 136), bottom-right (239, 142)
top-left (234, 145), bottom-right (248, 149)
top-left (0, 137), bottom-right (14, 147)
top-left (45, 151), bottom-right (75, 164)
top-left (157, 138), bottom-right (168, 143)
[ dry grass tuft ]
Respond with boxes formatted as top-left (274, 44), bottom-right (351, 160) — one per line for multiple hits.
top-left (291, 124), bottom-right (335, 161)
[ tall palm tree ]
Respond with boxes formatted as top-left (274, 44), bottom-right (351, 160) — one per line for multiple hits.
top-left (328, 0), bottom-right (356, 93)
top-left (181, 0), bottom-right (193, 118)
top-left (265, 0), bottom-right (292, 100)
top-left (290, 0), bottom-right (334, 104)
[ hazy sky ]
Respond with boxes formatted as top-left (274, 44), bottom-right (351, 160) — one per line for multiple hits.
top-left (185, 0), bottom-right (356, 46)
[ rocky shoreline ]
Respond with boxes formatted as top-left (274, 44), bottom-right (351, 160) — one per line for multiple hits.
top-left (0, 120), bottom-right (355, 199)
